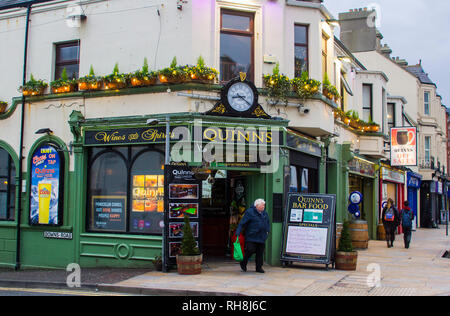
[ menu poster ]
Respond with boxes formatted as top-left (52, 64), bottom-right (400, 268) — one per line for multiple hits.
top-left (29, 144), bottom-right (63, 226)
top-left (91, 196), bottom-right (127, 232)
top-left (164, 164), bottom-right (202, 268)
top-left (281, 193), bottom-right (336, 269)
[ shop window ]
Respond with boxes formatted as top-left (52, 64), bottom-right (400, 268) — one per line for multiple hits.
top-left (29, 143), bottom-right (64, 226)
top-left (294, 24), bottom-right (308, 77)
top-left (220, 9), bottom-right (254, 82)
top-left (55, 41), bottom-right (80, 80)
top-left (87, 146), bottom-right (165, 235)
top-left (289, 165), bottom-right (317, 193)
top-left (0, 148), bottom-right (15, 221)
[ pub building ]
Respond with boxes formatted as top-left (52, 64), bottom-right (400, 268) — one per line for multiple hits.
top-left (380, 164), bottom-right (406, 223)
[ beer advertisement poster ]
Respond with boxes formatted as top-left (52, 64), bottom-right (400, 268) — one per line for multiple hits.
top-left (29, 144), bottom-right (63, 226)
top-left (390, 127), bottom-right (417, 166)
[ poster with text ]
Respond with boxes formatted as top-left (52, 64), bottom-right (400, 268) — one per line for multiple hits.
top-left (390, 127), bottom-right (417, 166)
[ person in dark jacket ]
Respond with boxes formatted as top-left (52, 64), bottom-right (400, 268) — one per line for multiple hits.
top-left (400, 201), bottom-right (415, 249)
top-left (382, 198), bottom-right (400, 248)
top-left (236, 199), bottom-right (270, 273)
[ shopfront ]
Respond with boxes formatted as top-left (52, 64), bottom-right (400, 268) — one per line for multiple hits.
top-left (348, 157), bottom-right (378, 239)
top-left (406, 172), bottom-right (421, 229)
top-left (421, 180), bottom-right (444, 228)
top-left (380, 165), bottom-right (405, 221)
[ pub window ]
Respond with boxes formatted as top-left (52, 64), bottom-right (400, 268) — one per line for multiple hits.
top-left (362, 84), bottom-right (373, 122)
top-left (0, 148), bottom-right (15, 221)
top-left (54, 41), bottom-right (80, 80)
top-left (87, 146), bottom-right (165, 235)
top-left (321, 33), bottom-right (328, 79)
top-left (294, 24), bottom-right (308, 77)
top-left (220, 9), bottom-right (254, 82)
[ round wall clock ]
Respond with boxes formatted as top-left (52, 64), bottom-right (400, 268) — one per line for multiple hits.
top-left (221, 76), bottom-right (259, 115)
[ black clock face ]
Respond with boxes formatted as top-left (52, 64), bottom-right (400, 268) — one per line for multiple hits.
top-left (222, 77), bottom-right (259, 115)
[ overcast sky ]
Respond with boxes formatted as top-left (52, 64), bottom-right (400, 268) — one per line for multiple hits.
top-left (324, 0), bottom-right (450, 107)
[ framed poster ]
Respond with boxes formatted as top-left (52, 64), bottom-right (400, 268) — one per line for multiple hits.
top-left (91, 196), bottom-right (127, 232)
top-left (29, 143), bottom-right (64, 226)
top-left (390, 127), bottom-right (417, 166)
top-left (281, 193), bottom-right (336, 269)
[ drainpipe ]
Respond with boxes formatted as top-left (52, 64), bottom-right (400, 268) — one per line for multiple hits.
top-left (15, 3), bottom-right (32, 271)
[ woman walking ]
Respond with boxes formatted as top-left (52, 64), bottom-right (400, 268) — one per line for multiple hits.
top-left (382, 198), bottom-right (400, 248)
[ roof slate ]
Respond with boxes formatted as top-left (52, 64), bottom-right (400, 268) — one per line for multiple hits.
top-left (0, 0), bottom-right (55, 11)
top-left (405, 64), bottom-right (436, 86)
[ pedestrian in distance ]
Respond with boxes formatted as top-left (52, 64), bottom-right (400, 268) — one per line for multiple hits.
top-left (236, 199), bottom-right (270, 273)
top-left (400, 201), bottom-right (415, 249)
top-left (382, 198), bottom-right (400, 248)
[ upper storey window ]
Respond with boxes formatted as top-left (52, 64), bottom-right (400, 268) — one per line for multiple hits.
top-left (294, 24), bottom-right (308, 77)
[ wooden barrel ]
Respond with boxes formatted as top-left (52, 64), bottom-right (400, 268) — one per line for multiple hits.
top-left (349, 220), bottom-right (369, 249)
top-left (335, 251), bottom-right (358, 271)
top-left (336, 223), bottom-right (343, 250)
top-left (377, 223), bottom-right (386, 241)
top-left (176, 254), bottom-right (203, 275)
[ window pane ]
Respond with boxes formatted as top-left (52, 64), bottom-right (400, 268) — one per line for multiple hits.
top-left (294, 25), bottom-right (307, 44)
top-left (0, 149), bottom-right (8, 177)
top-left (58, 45), bottom-right (79, 62)
top-left (88, 151), bottom-right (127, 232)
top-left (0, 192), bottom-right (6, 219)
top-left (130, 151), bottom-right (165, 234)
top-left (220, 33), bottom-right (252, 82)
top-left (363, 109), bottom-right (371, 122)
top-left (222, 13), bottom-right (250, 31)
top-left (55, 64), bottom-right (79, 80)
top-left (295, 46), bottom-right (308, 77)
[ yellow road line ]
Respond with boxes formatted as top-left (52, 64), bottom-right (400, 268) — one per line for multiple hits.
top-left (0, 286), bottom-right (130, 296)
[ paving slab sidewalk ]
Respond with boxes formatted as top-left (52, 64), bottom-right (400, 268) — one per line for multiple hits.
top-left (98, 226), bottom-right (450, 296)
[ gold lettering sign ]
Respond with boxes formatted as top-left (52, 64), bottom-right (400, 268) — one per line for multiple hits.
top-left (141, 129), bottom-right (166, 142)
top-left (202, 127), bottom-right (273, 144)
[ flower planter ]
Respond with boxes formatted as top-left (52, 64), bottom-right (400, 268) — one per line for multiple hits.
top-left (22, 87), bottom-right (45, 97)
top-left (104, 81), bottom-right (127, 90)
top-left (78, 81), bottom-right (102, 91)
top-left (0, 102), bottom-right (7, 113)
top-left (335, 251), bottom-right (358, 271)
top-left (158, 74), bottom-right (186, 84)
top-left (176, 254), bottom-right (203, 275)
top-left (130, 77), bottom-right (157, 87)
top-left (51, 84), bottom-right (77, 94)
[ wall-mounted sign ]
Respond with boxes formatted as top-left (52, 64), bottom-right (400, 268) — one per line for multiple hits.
top-left (390, 127), bottom-right (417, 166)
top-left (286, 133), bottom-right (322, 157)
top-left (281, 193), bottom-right (336, 269)
top-left (381, 166), bottom-right (405, 184)
top-left (348, 157), bottom-right (375, 177)
top-left (91, 196), bottom-right (127, 232)
top-left (29, 144), bottom-right (64, 226)
top-left (43, 231), bottom-right (73, 240)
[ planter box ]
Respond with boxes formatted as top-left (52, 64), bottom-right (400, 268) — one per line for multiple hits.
top-left (335, 251), bottom-right (358, 271)
top-left (176, 254), bottom-right (203, 275)
top-left (130, 77), bottom-right (157, 87)
top-left (51, 84), bottom-right (77, 94)
top-left (22, 87), bottom-right (45, 97)
top-left (78, 81), bottom-right (102, 91)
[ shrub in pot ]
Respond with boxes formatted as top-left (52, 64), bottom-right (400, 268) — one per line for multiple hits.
top-left (176, 214), bottom-right (202, 275)
top-left (130, 58), bottom-right (157, 87)
top-left (50, 68), bottom-right (77, 94)
top-left (103, 63), bottom-right (128, 90)
top-left (78, 65), bottom-right (103, 91)
top-left (19, 74), bottom-right (48, 96)
top-left (335, 220), bottom-right (358, 271)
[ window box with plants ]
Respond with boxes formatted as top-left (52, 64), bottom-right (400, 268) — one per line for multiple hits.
top-left (158, 57), bottom-right (187, 84)
top-left (19, 75), bottom-right (48, 96)
top-left (263, 63), bottom-right (292, 105)
top-left (130, 58), bottom-right (157, 87)
top-left (103, 63), bottom-right (129, 90)
top-left (292, 71), bottom-right (321, 100)
top-left (322, 73), bottom-right (340, 102)
top-left (335, 220), bottom-right (358, 271)
top-left (0, 101), bottom-right (7, 113)
top-left (78, 66), bottom-right (103, 91)
top-left (50, 68), bottom-right (77, 94)
top-left (176, 214), bottom-right (202, 275)
top-left (187, 56), bottom-right (218, 84)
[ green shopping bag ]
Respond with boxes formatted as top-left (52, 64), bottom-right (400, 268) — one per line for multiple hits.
top-left (233, 239), bottom-right (244, 262)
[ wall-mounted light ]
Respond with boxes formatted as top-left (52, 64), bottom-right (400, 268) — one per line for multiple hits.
top-left (35, 128), bottom-right (53, 135)
top-left (66, 4), bottom-right (87, 28)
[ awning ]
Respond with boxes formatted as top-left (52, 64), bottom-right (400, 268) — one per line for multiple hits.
top-left (341, 75), bottom-right (353, 96)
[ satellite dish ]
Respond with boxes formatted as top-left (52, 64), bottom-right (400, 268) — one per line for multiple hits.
top-left (66, 4), bottom-right (86, 28)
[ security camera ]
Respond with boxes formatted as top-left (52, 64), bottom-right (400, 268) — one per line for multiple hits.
top-left (298, 106), bottom-right (310, 115)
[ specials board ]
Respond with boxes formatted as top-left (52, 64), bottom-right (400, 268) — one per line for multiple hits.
top-left (164, 164), bottom-right (202, 271)
top-left (281, 193), bottom-right (336, 269)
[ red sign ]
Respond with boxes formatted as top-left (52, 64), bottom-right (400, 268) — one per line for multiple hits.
top-left (390, 127), bottom-right (417, 166)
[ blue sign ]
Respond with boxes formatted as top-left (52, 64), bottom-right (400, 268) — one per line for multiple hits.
top-left (348, 191), bottom-right (363, 219)
top-left (29, 144), bottom-right (62, 225)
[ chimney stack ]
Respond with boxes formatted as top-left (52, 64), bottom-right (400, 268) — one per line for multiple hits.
top-left (338, 8), bottom-right (378, 53)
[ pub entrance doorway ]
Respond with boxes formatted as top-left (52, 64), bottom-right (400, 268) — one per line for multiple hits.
top-left (201, 170), bottom-right (263, 261)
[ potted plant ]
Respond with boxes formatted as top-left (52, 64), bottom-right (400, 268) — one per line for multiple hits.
top-left (19, 74), bottom-right (48, 96)
top-left (78, 65), bottom-right (103, 91)
top-left (328, 85), bottom-right (341, 103)
top-left (176, 214), bottom-right (202, 275)
top-left (158, 57), bottom-right (187, 84)
top-left (368, 120), bottom-right (380, 132)
top-left (335, 220), bottom-right (358, 271)
top-left (152, 254), bottom-right (163, 271)
top-left (103, 63), bottom-right (128, 90)
top-left (188, 56), bottom-right (218, 83)
top-left (0, 101), bottom-right (7, 113)
top-left (322, 72), bottom-right (332, 99)
top-left (130, 58), bottom-right (157, 87)
top-left (50, 68), bottom-right (77, 94)
top-left (263, 63), bottom-right (292, 105)
top-left (292, 71), bottom-right (321, 100)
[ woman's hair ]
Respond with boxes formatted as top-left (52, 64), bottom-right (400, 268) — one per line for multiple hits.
top-left (404, 200), bottom-right (409, 207)
top-left (254, 199), bottom-right (266, 207)
top-left (387, 198), bottom-right (394, 205)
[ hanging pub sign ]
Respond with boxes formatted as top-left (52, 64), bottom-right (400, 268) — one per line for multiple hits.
top-left (164, 163), bottom-right (202, 270)
top-left (281, 193), bottom-right (336, 269)
top-left (390, 127), bottom-right (417, 166)
top-left (29, 143), bottom-right (64, 226)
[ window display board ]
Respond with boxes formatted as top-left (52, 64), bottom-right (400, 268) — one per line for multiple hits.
top-left (164, 164), bottom-right (202, 270)
top-left (281, 193), bottom-right (336, 269)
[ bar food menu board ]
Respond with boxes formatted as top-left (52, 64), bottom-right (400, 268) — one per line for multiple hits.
top-left (164, 164), bottom-right (202, 269)
top-left (281, 193), bottom-right (336, 268)
top-left (91, 196), bottom-right (127, 232)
